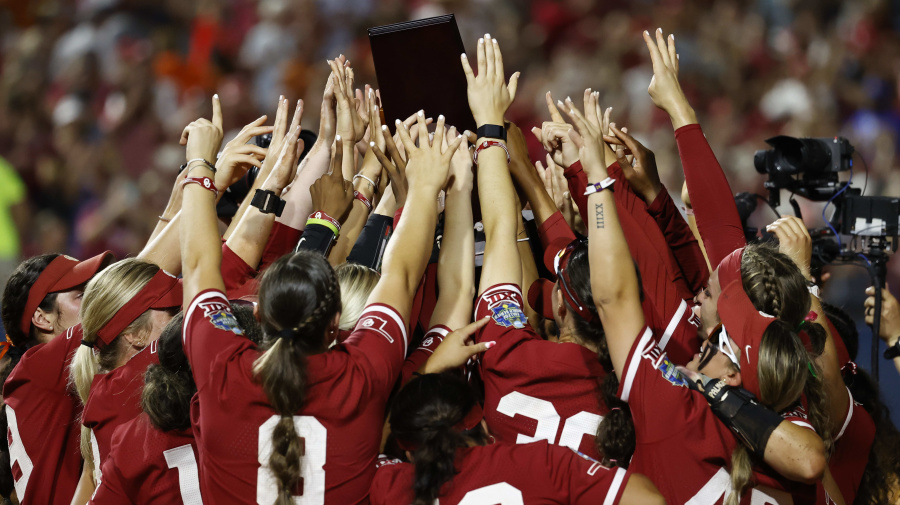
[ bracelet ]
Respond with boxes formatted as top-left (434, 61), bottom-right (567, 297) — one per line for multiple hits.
top-left (473, 140), bottom-right (510, 165)
top-left (583, 178), bottom-right (616, 196)
top-left (354, 191), bottom-right (372, 211)
top-left (353, 174), bottom-right (377, 189)
top-left (682, 206), bottom-right (695, 216)
top-left (158, 215), bottom-right (171, 223)
top-left (517, 237), bottom-right (530, 242)
top-left (184, 158), bottom-right (217, 173)
top-left (181, 176), bottom-right (218, 197)
top-left (807, 281), bottom-right (820, 298)
top-left (307, 211), bottom-right (341, 236)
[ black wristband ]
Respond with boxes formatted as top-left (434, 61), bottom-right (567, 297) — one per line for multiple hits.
top-left (295, 224), bottom-right (336, 256)
top-left (476, 124), bottom-right (506, 142)
top-left (701, 379), bottom-right (783, 459)
top-left (250, 189), bottom-right (286, 217)
top-left (885, 338), bottom-right (900, 359)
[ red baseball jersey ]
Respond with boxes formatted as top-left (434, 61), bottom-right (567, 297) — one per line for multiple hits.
top-left (3, 324), bottom-right (85, 505)
top-left (474, 284), bottom-right (608, 460)
top-left (183, 289), bottom-right (407, 505)
top-left (815, 388), bottom-right (874, 504)
top-left (90, 414), bottom-right (202, 505)
top-left (82, 341), bottom-right (160, 488)
top-left (619, 326), bottom-right (821, 504)
top-left (400, 324), bottom-right (448, 385)
top-left (369, 441), bottom-right (630, 505)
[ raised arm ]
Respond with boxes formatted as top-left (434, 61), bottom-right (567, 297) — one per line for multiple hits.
top-left (643, 29), bottom-right (745, 267)
top-left (366, 114), bottom-right (463, 325)
top-left (564, 98), bottom-right (644, 378)
top-left (461, 34), bottom-right (521, 295)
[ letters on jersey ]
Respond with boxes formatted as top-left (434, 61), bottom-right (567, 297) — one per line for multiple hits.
top-left (199, 300), bottom-right (243, 335)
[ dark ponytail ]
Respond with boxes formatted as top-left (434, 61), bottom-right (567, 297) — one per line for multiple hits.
top-left (142, 313), bottom-right (190, 431)
top-left (561, 242), bottom-right (637, 468)
top-left (390, 373), bottom-right (489, 505)
top-left (252, 252), bottom-right (341, 505)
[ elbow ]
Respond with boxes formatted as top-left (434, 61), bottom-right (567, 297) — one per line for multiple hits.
top-left (795, 451), bottom-right (826, 484)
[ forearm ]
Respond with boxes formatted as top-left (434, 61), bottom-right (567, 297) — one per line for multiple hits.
top-left (647, 187), bottom-right (710, 293)
top-left (327, 200), bottom-right (368, 266)
top-left (809, 297), bottom-right (851, 433)
top-left (431, 187), bottom-right (475, 329)
top-left (510, 160), bottom-right (558, 226)
top-left (518, 216), bottom-right (540, 328)
top-left (277, 142), bottom-right (331, 229)
top-left (181, 169), bottom-right (226, 301)
top-left (138, 213), bottom-right (183, 275)
top-left (477, 146), bottom-right (522, 292)
top-left (674, 124), bottom-right (745, 267)
top-left (225, 205), bottom-right (278, 271)
top-left (381, 186), bottom-right (440, 296)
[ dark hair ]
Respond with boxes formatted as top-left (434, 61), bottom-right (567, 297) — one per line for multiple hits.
top-left (561, 242), bottom-right (636, 468)
top-left (1, 254), bottom-right (61, 348)
top-left (252, 252), bottom-right (341, 505)
top-left (390, 373), bottom-right (489, 505)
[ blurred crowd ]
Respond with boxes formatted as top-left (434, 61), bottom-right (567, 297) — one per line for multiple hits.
top-left (2, 0), bottom-right (900, 320)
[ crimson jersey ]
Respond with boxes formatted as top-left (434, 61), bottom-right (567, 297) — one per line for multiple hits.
top-left (619, 327), bottom-right (819, 504)
top-left (400, 325), bottom-right (448, 385)
top-left (82, 342), bottom-right (160, 482)
top-left (183, 289), bottom-right (407, 505)
top-left (474, 284), bottom-right (607, 460)
top-left (90, 414), bottom-right (201, 505)
top-left (815, 388), bottom-right (874, 504)
top-left (3, 324), bottom-right (84, 505)
top-left (369, 441), bottom-right (630, 505)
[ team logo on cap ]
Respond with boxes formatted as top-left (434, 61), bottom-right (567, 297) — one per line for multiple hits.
top-left (490, 301), bottom-right (527, 329)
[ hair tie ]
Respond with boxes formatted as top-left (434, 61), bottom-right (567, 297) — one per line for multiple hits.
top-left (841, 361), bottom-right (858, 376)
top-left (807, 361), bottom-right (818, 379)
top-left (277, 328), bottom-right (300, 340)
top-left (610, 407), bottom-right (621, 412)
top-left (80, 339), bottom-right (94, 349)
top-left (804, 311), bottom-right (817, 322)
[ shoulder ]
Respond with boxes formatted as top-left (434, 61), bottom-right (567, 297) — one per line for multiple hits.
top-left (370, 455), bottom-right (414, 503)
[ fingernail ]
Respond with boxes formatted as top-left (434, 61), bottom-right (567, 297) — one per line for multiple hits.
top-left (438, 114), bottom-right (445, 121)
top-left (213, 93), bottom-right (219, 99)
top-left (485, 341), bottom-right (496, 349)
top-left (417, 110), bottom-right (424, 116)
top-left (461, 53), bottom-right (467, 59)
top-left (587, 88), bottom-right (592, 93)
top-left (457, 134), bottom-right (462, 139)
top-left (557, 100), bottom-right (565, 108)
top-left (478, 38), bottom-right (484, 44)
top-left (370, 141), bottom-right (375, 147)
top-left (485, 33), bottom-right (491, 39)
top-left (381, 124), bottom-right (388, 131)
top-left (566, 96), bottom-right (572, 103)
top-left (643, 30), bottom-right (649, 36)
top-left (670, 34), bottom-right (675, 40)
top-left (395, 119), bottom-right (402, 124)
top-left (335, 135), bottom-right (342, 141)
top-left (463, 130), bottom-right (471, 137)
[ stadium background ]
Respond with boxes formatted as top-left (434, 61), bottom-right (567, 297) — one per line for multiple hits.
top-left (0, 0), bottom-right (898, 422)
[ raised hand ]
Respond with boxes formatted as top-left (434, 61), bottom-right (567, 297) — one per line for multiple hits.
top-left (396, 112), bottom-right (463, 195)
top-left (310, 136), bottom-right (355, 223)
top-left (531, 92), bottom-right (580, 168)
top-left (561, 95), bottom-right (615, 180)
top-left (260, 97), bottom-right (303, 178)
top-left (329, 58), bottom-right (367, 143)
top-left (259, 125), bottom-right (301, 195)
top-left (603, 124), bottom-right (662, 203)
top-left (422, 317), bottom-right (493, 374)
top-left (461, 34), bottom-right (520, 127)
top-left (180, 94), bottom-right (224, 164)
top-left (216, 115), bottom-right (273, 190)
top-left (765, 216), bottom-right (813, 280)
top-left (865, 285), bottom-right (900, 345)
top-left (643, 28), bottom-right (697, 129)
top-left (445, 125), bottom-right (473, 192)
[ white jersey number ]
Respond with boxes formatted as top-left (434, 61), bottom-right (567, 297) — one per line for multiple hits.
top-left (90, 429), bottom-right (102, 495)
top-left (496, 392), bottom-right (602, 451)
top-left (164, 444), bottom-right (204, 505)
top-left (257, 415), bottom-right (327, 505)
top-left (456, 482), bottom-right (524, 505)
top-left (687, 468), bottom-right (794, 505)
top-left (5, 405), bottom-right (34, 500)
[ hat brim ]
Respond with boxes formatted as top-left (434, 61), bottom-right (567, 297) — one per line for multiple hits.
top-left (48, 251), bottom-right (115, 292)
top-left (528, 279), bottom-right (557, 321)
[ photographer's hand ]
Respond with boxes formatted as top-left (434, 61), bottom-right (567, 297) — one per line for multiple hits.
top-left (765, 216), bottom-right (813, 280)
top-left (643, 29), bottom-right (698, 130)
top-left (865, 285), bottom-right (900, 345)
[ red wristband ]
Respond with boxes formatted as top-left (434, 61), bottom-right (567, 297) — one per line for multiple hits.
top-left (308, 211), bottom-right (341, 232)
top-left (354, 191), bottom-right (372, 211)
top-left (182, 176), bottom-right (218, 197)
top-left (473, 140), bottom-right (510, 165)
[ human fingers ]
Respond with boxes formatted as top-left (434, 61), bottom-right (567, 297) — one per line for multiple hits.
top-left (655, 28), bottom-right (673, 69)
top-left (330, 135), bottom-right (343, 175)
top-left (433, 114), bottom-right (446, 150)
top-left (371, 143), bottom-right (397, 178)
top-left (444, 132), bottom-right (464, 160)
top-left (643, 30), bottom-right (664, 73)
top-left (289, 99), bottom-right (304, 133)
top-left (212, 94), bottom-right (223, 130)
top-left (395, 118), bottom-right (416, 153)
top-left (546, 91), bottom-right (565, 123)
top-left (383, 125), bottom-right (407, 171)
top-left (461, 53), bottom-right (475, 84)
top-left (484, 34), bottom-right (495, 78)
top-left (508, 71), bottom-right (520, 100)
top-left (454, 316), bottom-right (492, 339)
top-left (492, 37), bottom-right (505, 80)
top-left (415, 110), bottom-right (428, 147)
top-left (477, 36), bottom-right (487, 77)
top-left (668, 33), bottom-right (678, 74)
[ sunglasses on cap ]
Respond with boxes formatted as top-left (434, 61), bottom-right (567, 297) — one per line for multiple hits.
top-left (697, 324), bottom-right (741, 371)
top-left (555, 239), bottom-right (593, 322)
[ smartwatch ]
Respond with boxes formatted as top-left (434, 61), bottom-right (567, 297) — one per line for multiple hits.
top-left (250, 189), bottom-right (286, 217)
top-left (885, 338), bottom-right (900, 360)
top-left (476, 124), bottom-right (507, 142)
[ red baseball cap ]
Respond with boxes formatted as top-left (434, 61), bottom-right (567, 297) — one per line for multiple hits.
top-left (20, 251), bottom-right (115, 335)
top-left (528, 279), bottom-right (556, 320)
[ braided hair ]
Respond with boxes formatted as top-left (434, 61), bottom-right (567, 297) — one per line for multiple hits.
top-left (251, 252), bottom-right (342, 505)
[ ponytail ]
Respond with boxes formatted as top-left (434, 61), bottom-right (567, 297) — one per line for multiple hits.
top-left (253, 252), bottom-right (341, 505)
top-left (410, 426), bottom-right (469, 505)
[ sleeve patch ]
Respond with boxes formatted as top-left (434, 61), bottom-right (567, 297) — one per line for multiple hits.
top-left (488, 300), bottom-right (527, 329)
top-left (198, 300), bottom-right (244, 335)
top-left (641, 342), bottom-right (689, 388)
top-left (359, 315), bottom-right (394, 344)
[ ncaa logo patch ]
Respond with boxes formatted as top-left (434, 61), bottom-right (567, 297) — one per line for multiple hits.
top-left (490, 301), bottom-right (527, 329)
top-left (657, 356), bottom-right (688, 388)
top-left (199, 301), bottom-right (243, 335)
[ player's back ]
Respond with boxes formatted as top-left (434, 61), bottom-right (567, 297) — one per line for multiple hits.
top-left (370, 441), bottom-right (630, 505)
top-left (3, 324), bottom-right (84, 505)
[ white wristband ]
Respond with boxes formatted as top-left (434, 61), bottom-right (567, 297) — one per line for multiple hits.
top-left (584, 177), bottom-right (616, 196)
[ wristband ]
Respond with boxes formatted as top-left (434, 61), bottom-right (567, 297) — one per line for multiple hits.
top-left (250, 189), bottom-right (286, 217)
top-left (185, 158), bottom-right (217, 173)
top-left (476, 124), bottom-right (507, 142)
top-left (473, 140), bottom-right (510, 165)
top-left (307, 211), bottom-right (341, 236)
top-left (885, 338), bottom-right (900, 360)
top-left (354, 191), bottom-right (372, 211)
top-left (807, 281), bottom-right (820, 298)
top-left (353, 174), bottom-right (378, 189)
top-left (583, 178), bottom-right (616, 196)
top-left (182, 176), bottom-right (218, 197)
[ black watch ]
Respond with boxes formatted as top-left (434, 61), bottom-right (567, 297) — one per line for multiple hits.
top-left (476, 124), bottom-right (506, 142)
top-left (250, 189), bottom-right (286, 217)
top-left (885, 338), bottom-right (900, 360)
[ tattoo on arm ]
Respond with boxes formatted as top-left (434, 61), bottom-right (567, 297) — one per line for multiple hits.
top-left (595, 203), bottom-right (605, 229)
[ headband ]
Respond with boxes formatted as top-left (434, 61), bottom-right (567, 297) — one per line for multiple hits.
top-left (395, 403), bottom-right (484, 452)
top-left (92, 270), bottom-right (182, 350)
top-left (555, 240), bottom-right (594, 322)
top-left (717, 276), bottom-right (775, 399)
top-left (20, 252), bottom-right (114, 336)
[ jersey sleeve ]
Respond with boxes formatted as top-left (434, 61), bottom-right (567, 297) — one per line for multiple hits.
top-left (400, 325), bottom-right (449, 385)
top-left (221, 243), bottom-right (257, 295)
top-left (343, 303), bottom-right (409, 393)
top-left (474, 284), bottom-right (535, 345)
top-left (544, 444), bottom-right (630, 505)
top-left (646, 187), bottom-right (710, 294)
top-left (537, 211), bottom-right (577, 274)
top-left (674, 124), bottom-right (746, 267)
top-left (780, 403), bottom-right (816, 432)
top-left (182, 289), bottom-right (254, 393)
top-left (258, 221), bottom-right (302, 272)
